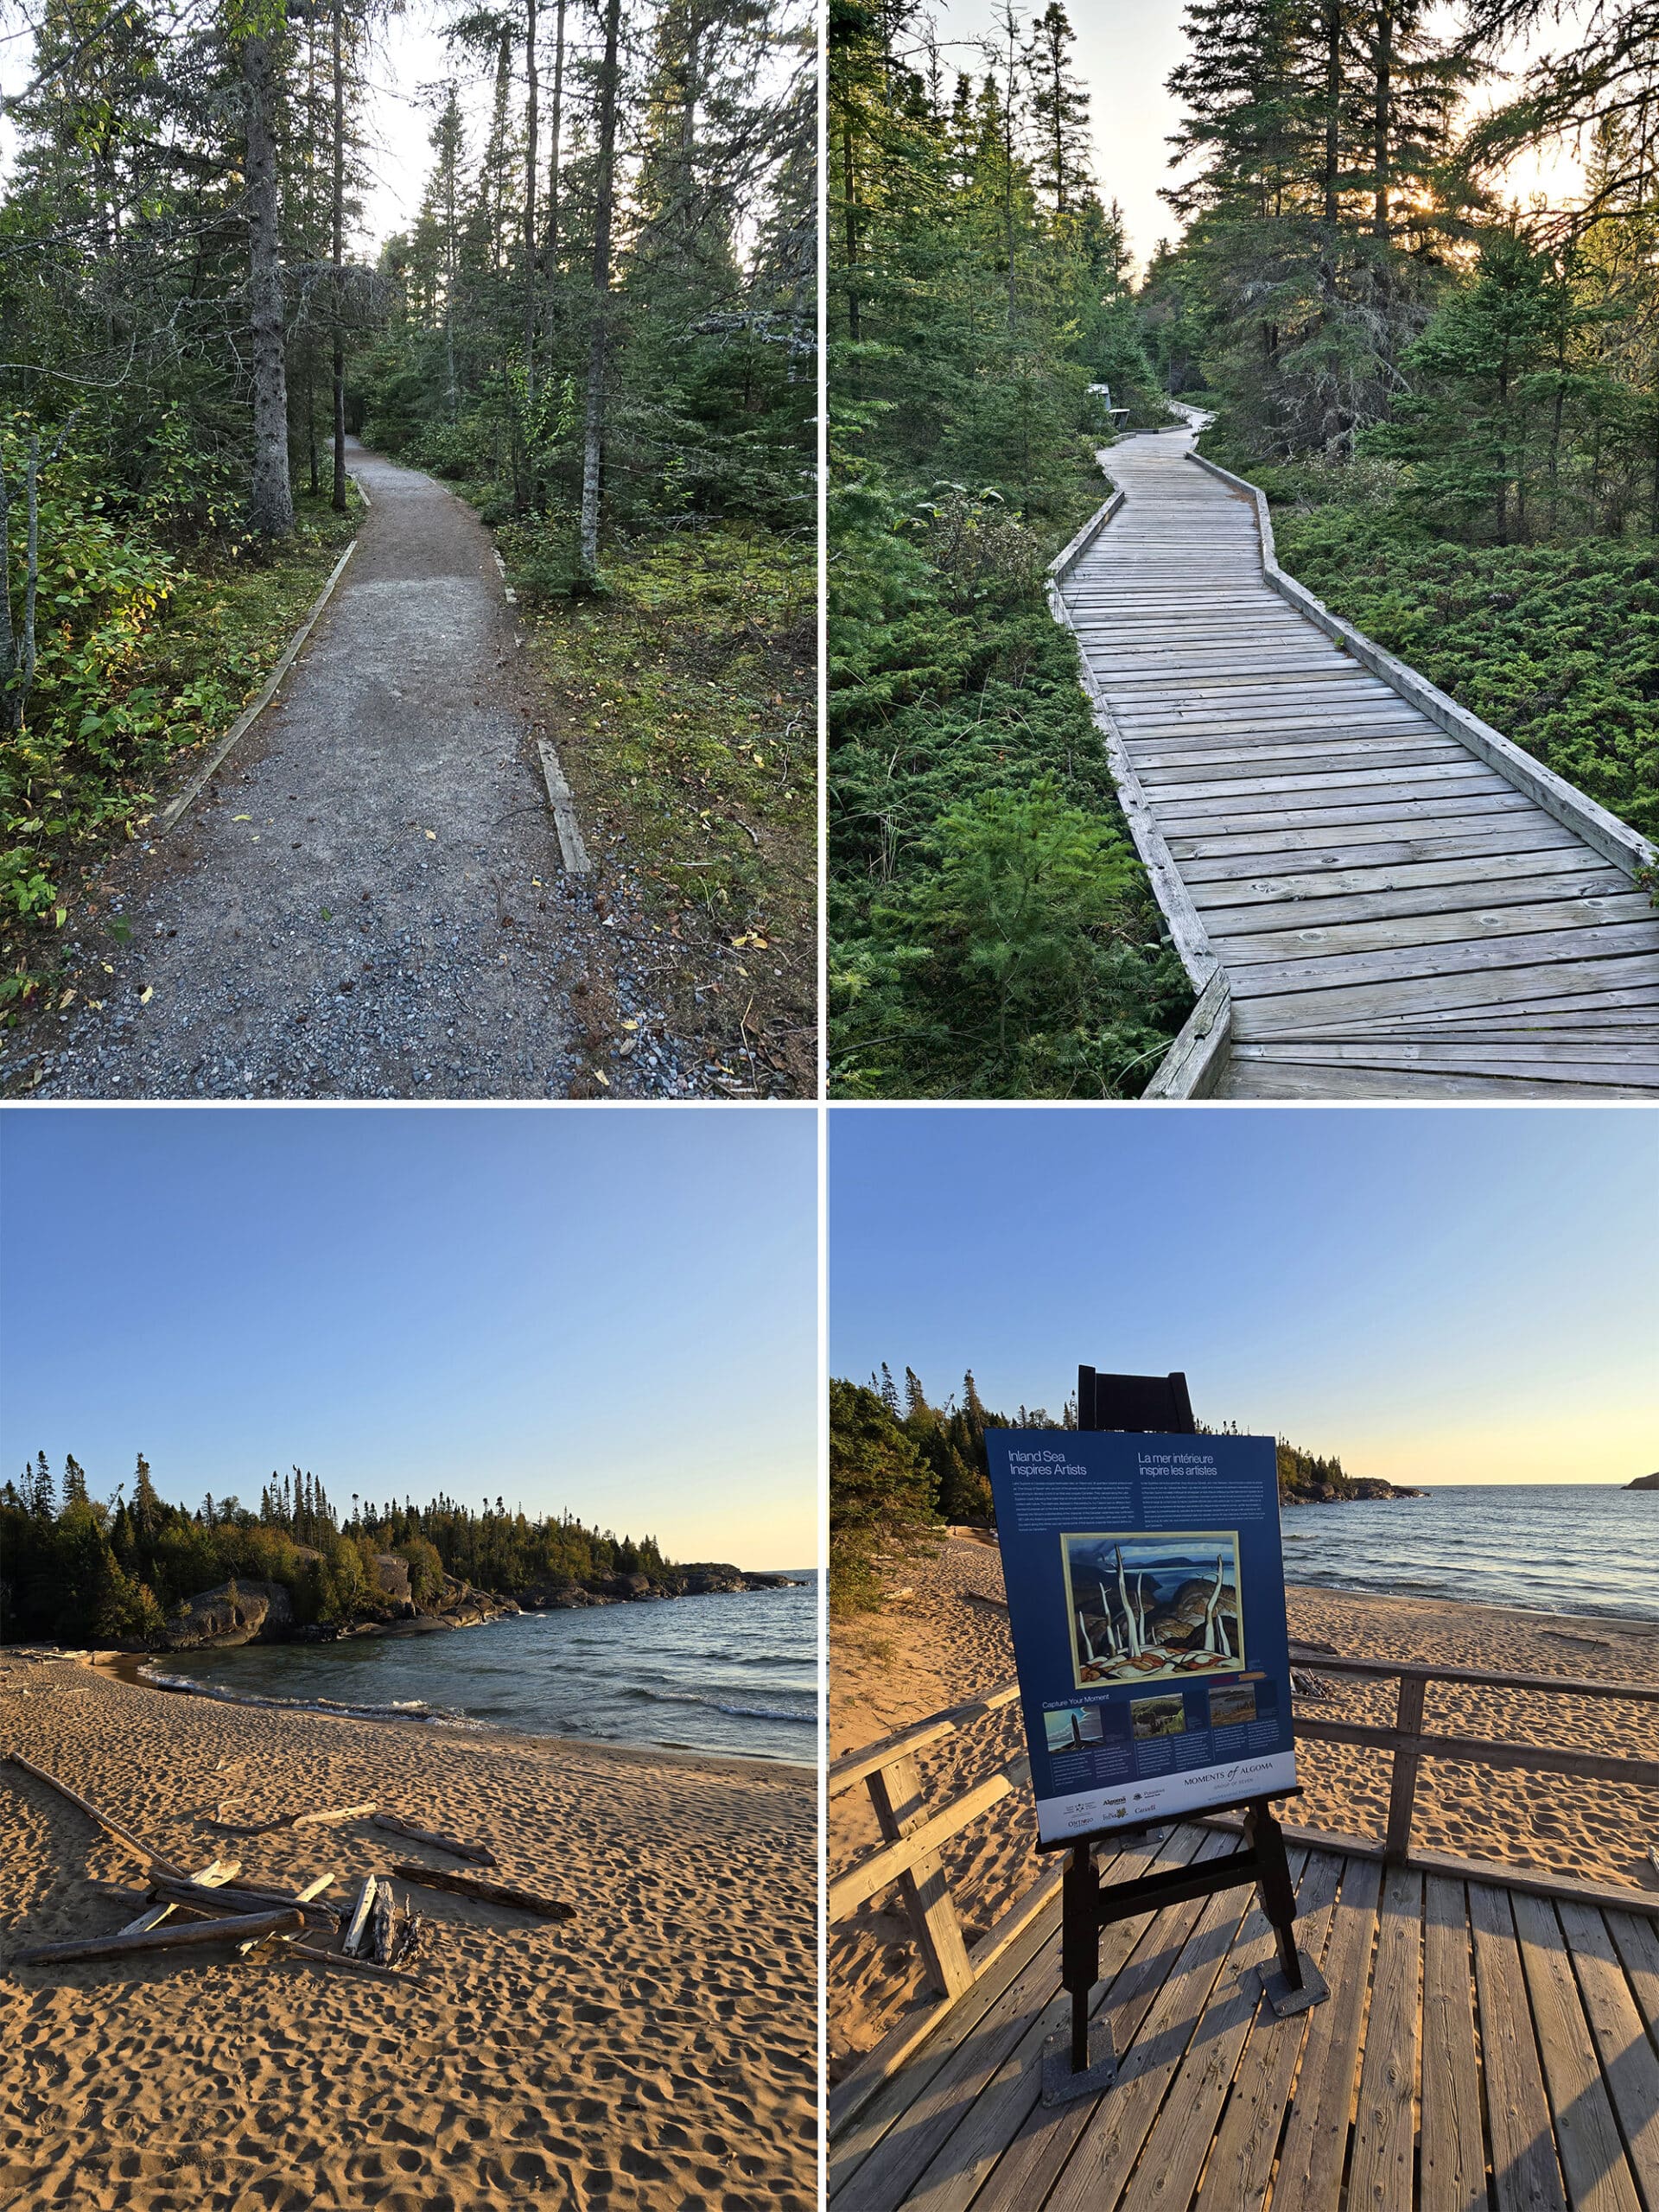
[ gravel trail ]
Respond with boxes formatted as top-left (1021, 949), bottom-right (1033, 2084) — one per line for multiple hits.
top-left (7, 446), bottom-right (681, 1099)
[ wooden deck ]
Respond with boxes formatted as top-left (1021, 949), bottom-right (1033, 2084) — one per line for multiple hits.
top-left (1058, 425), bottom-right (1659, 1096)
top-left (829, 1821), bottom-right (1659, 2212)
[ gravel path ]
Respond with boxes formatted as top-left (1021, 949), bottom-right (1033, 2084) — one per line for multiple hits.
top-left (7, 446), bottom-right (693, 1099)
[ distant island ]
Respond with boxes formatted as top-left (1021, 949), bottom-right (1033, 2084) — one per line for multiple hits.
top-left (0, 1452), bottom-right (801, 1654)
top-left (1628, 1472), bottom-right (1659, 1491)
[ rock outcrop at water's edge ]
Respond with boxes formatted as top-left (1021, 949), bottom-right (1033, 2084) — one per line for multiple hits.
top-left (1281, 1474), bottom-right (1427, 1504)
top-left (1626, 1471), bottom-right (1659, 1491)
top-left (92, 1560), bottom-right (808, 1654)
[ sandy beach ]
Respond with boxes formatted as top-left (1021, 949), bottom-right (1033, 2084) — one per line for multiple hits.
top-left (0, 1656), bottom-right (816, 2211)
top-left (829, 1532), bottom-right (1659, 2079)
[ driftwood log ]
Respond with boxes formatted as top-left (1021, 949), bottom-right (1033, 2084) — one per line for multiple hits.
top-left (279, 1938), bottom-right (410, 1982)
top-left (118, 1858), bottom-right (242, 1936)
top-left (17, 1908), bottom-right (302, 1966)
top-left (389, 1864), bottom-right (574, 1920)
top-left (3, 1753), bottom-right (184, 1877)
top-left (207, 1802), bottom-right (376, 1837)
top-left (342, 1874), bottom-right (378, 1957)
top-left (372, 1814), bottom-right (497, 1866)
top-left (151, 1877), bottom-right (340, 1928)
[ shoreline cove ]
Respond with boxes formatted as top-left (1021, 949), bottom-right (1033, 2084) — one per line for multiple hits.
top-left (73, 1579), bottom-right (823, 1770)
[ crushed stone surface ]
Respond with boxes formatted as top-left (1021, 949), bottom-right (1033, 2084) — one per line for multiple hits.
top-left (7, 446), bottom-right (708, 1100)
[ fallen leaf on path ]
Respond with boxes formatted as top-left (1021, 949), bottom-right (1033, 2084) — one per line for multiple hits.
top-left (424, 830), bottom-right (436, 841)
top-left (232, 814), bottom-right (252, 822)
top-left (138, 986), bottom-right (153, 1005)
top-left (58, 989), bottom-right (75, 1009)
top-left (593, 1069), bottom-right (610, 1086)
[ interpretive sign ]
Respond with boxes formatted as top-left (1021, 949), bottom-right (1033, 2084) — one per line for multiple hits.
top-left (985, 1427), bottom-right (1298, 1846)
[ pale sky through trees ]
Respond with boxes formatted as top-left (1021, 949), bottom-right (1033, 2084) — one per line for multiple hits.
top-left (928, 0), bottom-right (1592, 276)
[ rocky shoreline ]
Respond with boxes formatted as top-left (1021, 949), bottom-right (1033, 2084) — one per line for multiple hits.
top-left (1281, 1476), bottom-right (1426, 1504)
top-left (4, 1560), bottom-right (806, 1661)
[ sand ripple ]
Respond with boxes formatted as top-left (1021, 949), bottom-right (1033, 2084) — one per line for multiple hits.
top-left (0, 1659), bottom-right (814, 2210)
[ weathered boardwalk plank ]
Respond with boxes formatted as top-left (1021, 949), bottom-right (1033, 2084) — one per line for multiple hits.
top-left (1057, 424), bottom-right (1659, 1096)
top-left (829, 1827), bottom-right (1658, 2212)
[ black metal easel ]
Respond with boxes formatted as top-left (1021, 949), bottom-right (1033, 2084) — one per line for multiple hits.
top-left (1038, 1367), bottom-right (1328, 2105)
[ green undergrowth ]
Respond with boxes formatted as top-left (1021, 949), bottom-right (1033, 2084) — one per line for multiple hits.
top-left (2, 486), bottom-right (359, 1006)
top-left (495, 517), bottom-right (817, 1084)
top-left (828, 448), bottom-right (1192, 1099)
top-left (1230, 454), bottom-right (1659, 849)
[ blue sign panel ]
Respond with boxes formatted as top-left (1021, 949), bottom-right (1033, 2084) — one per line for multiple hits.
top-left (985, 1429), bottom-right (1298, 1844)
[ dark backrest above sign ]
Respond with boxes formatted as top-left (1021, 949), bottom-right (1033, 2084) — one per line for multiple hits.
top-left (1077, 1366), bottom-right (1196, 1435)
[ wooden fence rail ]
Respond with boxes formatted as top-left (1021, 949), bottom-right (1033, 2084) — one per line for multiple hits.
top-left (829, 1642), bottom-right (1659, 2122)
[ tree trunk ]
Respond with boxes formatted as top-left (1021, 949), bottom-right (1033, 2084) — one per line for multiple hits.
top-left (1373, 2), bottom-right (1393, 238)
top-left (523, 0), bottom-right (538, 404)
top-left (542, 0), bottom-right (566, 350)
top-left (578, 0), bottom-right (622, 581)
top-left (1324, 3), bottom-right (1342, 228)
top-left (332, 0), bottom-right (346, 508)
top-left (331, 0), bottom-right (347, 512)
top-left (842, 109), bottom-right (859, 342)
top-left (244, 33), bottom-right (294, 539)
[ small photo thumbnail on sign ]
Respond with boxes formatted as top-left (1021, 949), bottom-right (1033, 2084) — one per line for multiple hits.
top-left (1209, 1683), bottom-right (1258, 1729)
top-left (1065, 1530), bottom-right (1245, 1691)
top-left (1044, 1706), bottom-right (1107, 1754)
top-left (1130, 1694), bottom-right (1187, 1741)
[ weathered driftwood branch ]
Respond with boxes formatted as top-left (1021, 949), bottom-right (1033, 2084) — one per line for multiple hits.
top-left (239, 1872), bottom-right (335, 1957)
top-left (151, 1877), bottom-right (340, 1928)
top-left (342, 1874), bottom-right (378, 1958)
top-left (17, 1908), bottom-right (302, 1966)
top-left (279, 1937), bottom-right (410, 1981)
top-left (3, 1752), bottom-right (184, 1878)
top-left (118, 1858), bottom-right (241, 1936)
top-left (388, 1864), bottom-right (575, 1920)
top-left (372, 1813), bottom-right (498, 1866)
top-left (207, 1802), bottom-right (376, 1837)
top-left (369, 1881), bottom-right (395, 1965)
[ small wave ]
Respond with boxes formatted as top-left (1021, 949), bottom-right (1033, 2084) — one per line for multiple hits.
top-left (616, 1683), bottom-right (816, 1724)
top-left (137, 1668), bottom-right (482, 1728)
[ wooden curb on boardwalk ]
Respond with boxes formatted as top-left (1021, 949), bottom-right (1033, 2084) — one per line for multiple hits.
top-left (155, 536), bottom-right (359, 836)
top-left (1046, 487), bottom-right (1232, 1099)
top-left (1186, 449), bottom-right (1658, 880)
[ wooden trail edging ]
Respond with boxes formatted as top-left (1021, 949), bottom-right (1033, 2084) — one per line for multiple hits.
top-left (827, 1649), bottom-right (1659, 2146)
top-left (1050, 418), bottom-right (1659, 1098)
top-left (156, 537), bottom-right (358, 835)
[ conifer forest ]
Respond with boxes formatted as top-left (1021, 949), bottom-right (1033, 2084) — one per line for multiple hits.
top-left (829, 0), bottom-right (1659, 1099)
top-left (0, 1446), bottom-right (680, 1642)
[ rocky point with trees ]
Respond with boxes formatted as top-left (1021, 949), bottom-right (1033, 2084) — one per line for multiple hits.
top-left (0, 1449), bottom-right (795, 1648)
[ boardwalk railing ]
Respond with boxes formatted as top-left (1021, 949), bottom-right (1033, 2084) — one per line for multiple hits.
top-left (829, 1646), bottom-right (1659, 2129)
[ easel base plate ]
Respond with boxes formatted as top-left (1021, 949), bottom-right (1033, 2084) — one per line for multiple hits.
top-left (1040, 2018), bottom-right (1116, 2105)
top-left (1258, 1955), bottom-right (1329, 2018)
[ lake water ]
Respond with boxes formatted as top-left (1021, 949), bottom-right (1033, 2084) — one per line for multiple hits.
top-left (142, 1577), bottom-right (821, 1764)
top-left (1281, 1485), bottom-right (1658, 1623)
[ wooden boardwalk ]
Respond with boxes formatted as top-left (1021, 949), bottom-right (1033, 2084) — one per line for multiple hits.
top-left (1056, 426), bottom-right (1659, 1097)
top-left (829, 1821), bottom-right (1659, 2212)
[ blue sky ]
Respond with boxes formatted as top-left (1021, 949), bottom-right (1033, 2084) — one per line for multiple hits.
top-left (830, 1108), bottom-right (1656, 1487)
top-left (1, 1107), bottom-right (818, 1568)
